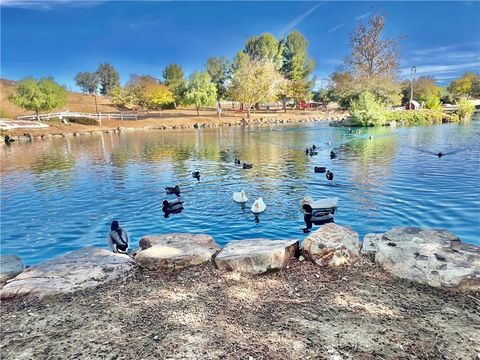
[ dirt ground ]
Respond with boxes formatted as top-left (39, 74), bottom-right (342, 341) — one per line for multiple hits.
top-left (1, 258), bottom-right (479, 360)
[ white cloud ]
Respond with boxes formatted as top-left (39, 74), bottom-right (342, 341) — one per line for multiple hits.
top-left (400, 62), bottom-right (480, 77)
top-left (355, 12), bottom-right (371, 21)
top-left (327, 23), bottom-right (345, 33)
top-left (1, 0), bottom-right (101, 10)
top-left (279, 3), bottom-right (324, 36)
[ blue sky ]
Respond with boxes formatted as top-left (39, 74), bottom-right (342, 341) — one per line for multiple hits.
top-left (1, 1), bottom-right (479, 91)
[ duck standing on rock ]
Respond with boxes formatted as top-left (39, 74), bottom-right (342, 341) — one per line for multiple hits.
top-left (326, 170), bottom-right (334, 181)
top-left (107, 220), bottom-right (129, 254)
top-left (165, 185), bottom-right (181, 196)
top-left (192, 171), bottom-right (201, 181)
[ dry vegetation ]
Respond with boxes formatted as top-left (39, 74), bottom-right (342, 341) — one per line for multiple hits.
top-left (1, 259), bottom-right (479, 360)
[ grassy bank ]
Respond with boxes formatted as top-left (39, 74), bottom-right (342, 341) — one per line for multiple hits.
top-left (1, 259), bottom-right (478, 359)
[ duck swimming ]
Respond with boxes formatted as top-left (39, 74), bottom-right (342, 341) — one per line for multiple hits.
top-left (233, 190), bottom-right (248, 203)
top-left (162, 199), bottom-right (184, 214)
top-left (330, 151), bottom-right (337, 159)
top-left (314, 166), bottom-right (327, 173)
top-left (4, 135), bottom-right (15, 144)
top-left (234, 158), bottom-right (241, 165)
top-left (242, 163), bottom-right (253, 169)
top-left (437, 152), bottom-right (443, 158)
top-left (165, 185), bottom-right (181, 196)
top-left (326, 170), bottom-right (334, 181)
top-left (251, 197), bottom-right (266, 214)
top-left (192, 171), bottom-right (201, 181)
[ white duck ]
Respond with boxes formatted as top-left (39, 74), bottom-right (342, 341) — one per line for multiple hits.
top-left (233, 190), bottom-right (248, 203)
top-left (251, 197), bottom-right (267, 213)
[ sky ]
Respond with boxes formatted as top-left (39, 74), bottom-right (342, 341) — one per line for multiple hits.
top-left (1, 0), bottom-right (479, 91)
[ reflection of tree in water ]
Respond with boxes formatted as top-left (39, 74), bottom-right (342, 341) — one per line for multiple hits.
top-left (31, 150), bottom-right (76, 192)
top-left (338, 128), bottom-right (398, 211)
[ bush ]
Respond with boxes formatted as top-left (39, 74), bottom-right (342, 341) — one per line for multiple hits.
top-left (456, 97), bottom-right (475, 120)
top-left (349, 92), bottom-right (387, 126)
top-left (66, 117), bottom-right (99, 125)
top-left (423, 94), bottom-right (442, 111)
top-left (385, 109), bottom-right (459, 126)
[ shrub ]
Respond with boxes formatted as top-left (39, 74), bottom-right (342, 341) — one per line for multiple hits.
top-left (66, 117), bottom-right (99, 125)
top-left (423, 94), bottom-right (442, 111)
top-left (456, 97), bottom-right (475, 121)
top-left (349, 91), bottom-right (387, 126)
top-left (385, 109), bottom-right (458, 126)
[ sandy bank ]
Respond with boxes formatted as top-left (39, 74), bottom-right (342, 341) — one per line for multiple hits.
top-left (1, 259), bottom-right (478, 359)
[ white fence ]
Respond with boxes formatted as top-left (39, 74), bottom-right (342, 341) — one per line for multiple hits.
top-left (17, 110), bottom-right (138, 123)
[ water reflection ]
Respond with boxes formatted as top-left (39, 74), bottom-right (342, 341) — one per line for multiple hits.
top-left (1, 122), bottom-right (479, 265)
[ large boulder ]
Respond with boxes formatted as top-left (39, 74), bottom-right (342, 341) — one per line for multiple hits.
top-left (0, 255), bottom-right (24, 285)
top-left (0, 247), bottom-right (134, 300)
top-left (361, 233), bottom-right (383, 256)
top-left (301, 223), bottom-right (360, 267)
top-left (215, 239), bottom-right (298, 274)
top-left (135, 234), bottom-right (221, 270)
top-left (370, 227), bottom-right (480, 290)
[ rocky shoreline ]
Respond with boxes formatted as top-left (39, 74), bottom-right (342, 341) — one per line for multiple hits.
top-left (1, 225), bottom-right (479, 359)
top-left (3, 111), bottom-right (349, 141)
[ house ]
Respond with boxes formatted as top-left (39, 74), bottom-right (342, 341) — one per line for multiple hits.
top-left (406, 100), bottom-right (420, 110)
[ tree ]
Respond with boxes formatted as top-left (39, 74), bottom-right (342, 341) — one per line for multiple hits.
top-left (144, 83), bottom-right (174, 111)
top-left (182, 72), bottom-right (217, 116)
top-left (447, 72), bottom-right (478, 98)
top-left (350, 91), bottom-right (387, 126)
top-left (96, 62), bottom-right (120, 96)
top-left (281, 31), bottom-right (316, 106)
top-left (74, 71), bottom-right (99, 94)
top-left (423, 93), bottom-right (442, 111)
top-left (206, 56), bottom-right (230, 105)
top-left (163, 64), bottom-right (186, 109)
top-left (346, 14), bottom-right (402, 79)
top-left (9, 77), bottom-right (67, 117)
top-left (229, 60), bottom-right (285, 118)
top-left (243, 33), bottom-right (284, 69)
top-left (110, 86), bottom-right (132, 108)
top-left (401, 76), bottom-right (441, 104)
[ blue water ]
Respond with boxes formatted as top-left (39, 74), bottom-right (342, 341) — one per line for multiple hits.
top-left (1, 121), bottom-right (479, 265)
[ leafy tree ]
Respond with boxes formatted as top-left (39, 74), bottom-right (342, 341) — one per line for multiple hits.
top-left (74, 71), bottom-right (99, 94)
top-left (143, 83), bottom-right (174, 110)
top-left (229, 60), bottom-right (285, 118)
top-left (9, 77), bottom-right (67, 117)
top-left (110, 86), bottom-right (132, 108)
top-left (447, 72), bottom-right (478, 98)
top-left (206, 56), bottom-right (230, 105)
top-left (423, 93), bottom-right (442, 111)
top-left (183, 72), bottom-right (217, 116)
top-left (401, 76), bottom-right (441, 104)
top-left (456, 96), bottom-right (475, 120)
top-left (125, 75), bottom-right (174, 111)
top-left (281, 31), bottom-right (316, 106)
top-left (163, 63), bottom-right (186, 109)
top-left (96, 62), bottom-right (120, 96)
top-left (350, 91), bottom-right (387, 126)
top-left (231, 51), bottom-right (249, 72)
top-left (243, 33), bottom-right (284, 69)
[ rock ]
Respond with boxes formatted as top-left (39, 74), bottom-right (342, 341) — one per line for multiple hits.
top-left (214, 239), bottom-right (298, 274)
top-left (135, 234), bottom-right (221, 270)
top-left (0, 255), bottom-right (24, 285)
top-left (361, 233), bottom-right (383, 256)
top-left (371, 227), bottom-right (480, 289)
top-left (301, 223), bottom-right (360, 267)
top-left (0, 248), bottom-right (134, 299)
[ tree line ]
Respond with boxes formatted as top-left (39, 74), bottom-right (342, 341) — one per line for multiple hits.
top-left (8, 14), bottom-right (479, 122)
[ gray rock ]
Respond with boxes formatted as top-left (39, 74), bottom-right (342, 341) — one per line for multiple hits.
top-left (301, 223), bottom-right (360, 267)
top-left (0, 247), bottom-right (134, 299)
top-left (215, 239), bottom-right (298, 274)
top-left (0, 255), bottom-right (24, 285)
top-left (372, 227), bottom-right (480, 290)
top-left (361, 233), bottom-right (383, 256)
top-left (135, 234), bottom-right (221, 270)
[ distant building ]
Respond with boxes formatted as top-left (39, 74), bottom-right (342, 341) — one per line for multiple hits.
top-left (406, 100), bottom-right (420, 110)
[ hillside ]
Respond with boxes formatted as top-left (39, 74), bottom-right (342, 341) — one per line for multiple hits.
top-left (0, 79), bottom-right (118, 118)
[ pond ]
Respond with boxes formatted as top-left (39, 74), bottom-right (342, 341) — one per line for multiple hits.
top-left (1, 120), bottom-right (479, 265)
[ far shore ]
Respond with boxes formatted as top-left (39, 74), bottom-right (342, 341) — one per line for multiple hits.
top-left (2, 108), bottom-right (349, 139)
